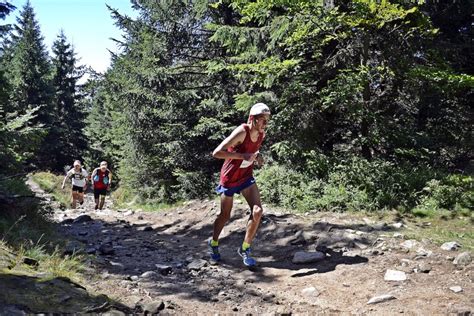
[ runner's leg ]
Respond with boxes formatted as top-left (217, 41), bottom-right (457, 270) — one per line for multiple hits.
top-left (94, 189), bottom-right (99, 209)
top-left (71, 191), bottom-right (77, 209)
top-left (99, 194), bottom-right (105, 209)
top-left (78, 192), bottom-right (84, 204)
top-left (212, 194), bottom-right (233, 241)
top-left (240, 184), bottom-right (263, 245)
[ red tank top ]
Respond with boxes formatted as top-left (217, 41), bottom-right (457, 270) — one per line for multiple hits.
top-left (94, 169), bottom-right (109, 190)
top-left (219, 124), bottom-right (264, 188)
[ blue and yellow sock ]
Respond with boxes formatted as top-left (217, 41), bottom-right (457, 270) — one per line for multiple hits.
top-left (211, 240), bottom-right (219, 247)
top-left (242, 241), bottom-right (251, 251)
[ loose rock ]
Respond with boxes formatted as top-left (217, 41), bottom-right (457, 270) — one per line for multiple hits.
top-left (187, 259), bottom-right (207, 270)
top-left (449, 286), bottom-right (463, 293)
top-left (354, 242), bottom-right (368, 250)
top-left (109, 261), bottom-right (125, 270)
top-left (453, 252), bottom-right (472, 267)
top-left (155, 264), bottom-right (172, 275)
top-left (384, 269), bottom-right (407, 281)
top-left (262, 293), bottom-right (276, 302)
top-left (415, 248), bottom-right (432, 258)
top-left (441, 241), bottom-right (461, 251)
top-left (372, 223), bottom-right (389, 231)
top-left (142, 301), bottom-right (165, 314)
top-left (367, 294), bottom-right (396, 305)
top-left (103, 310), bottom-right (126, 316)
top-left (292, 251), bottom-right (325, 264)
top-left (400, 240), bottom-right (418, 250)
top-left (73, 214), bottom-right (93, 223)
top-left (98, 243), bottom-right (115, 255)
top-left (391, 222), bottom-right (404, 229)
top-left (86, 247), bottom-right (97, 254)
top-left (140, 271), bottom-right (158, 279)
top-left (417, 262), bottom-right (432, 273)
top-left (301, 286), bottom-right (319, 297)
top-left (393, 233), bottom-right (404, 239)
top-left (123, 210), bottom-right (134, 216)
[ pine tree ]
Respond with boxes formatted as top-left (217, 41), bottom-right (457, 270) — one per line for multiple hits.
top-left (0, 1), bottom-right (42, 175)
top-left (50, 30), bottom-right (86, 169)
top-left (7, 0), bottom-right (52, 168)
top-left (0, 1), bottom-right (15, 120)
top-left (9, 1), bottom-right (51, 116)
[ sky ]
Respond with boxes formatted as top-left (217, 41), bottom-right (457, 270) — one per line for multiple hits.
top-left (4, 0), bottom-right (138, 73)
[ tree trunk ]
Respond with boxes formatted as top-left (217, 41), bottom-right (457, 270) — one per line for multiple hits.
top-left (361, 34), bottom-right (372, 160)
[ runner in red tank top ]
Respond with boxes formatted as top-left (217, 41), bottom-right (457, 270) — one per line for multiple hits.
top-left (91, 161), bottom-right (113, 210)
top-left (209, 103), bottom-right (271, 267)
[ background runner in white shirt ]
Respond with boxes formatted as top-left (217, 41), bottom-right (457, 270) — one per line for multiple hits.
top-left (62, 160), bottom-right (89, 209)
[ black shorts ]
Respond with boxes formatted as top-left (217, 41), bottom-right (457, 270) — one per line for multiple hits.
top-left (94, 188), bottom-right (107, 199)
top-left (72, 185), bottom-right (84, 193)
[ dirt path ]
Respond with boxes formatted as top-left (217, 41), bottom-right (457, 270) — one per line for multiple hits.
top-left (34, 182), bottom-right (473, 315)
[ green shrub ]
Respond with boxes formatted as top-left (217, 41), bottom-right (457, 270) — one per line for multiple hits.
top-left (173, 170), bottom-right (214, 200)
top-left (256, 163), bottom-right (373, 212)
top-left (327, 157), bottom-right (440, 210)
top-left (256, 165), bottom-right (320, 211)
top-left (0, 178), bottom-right (32, 196)
top-left (256, 157), bottom-right (471, 214)
top-left (313, 182), bottom-right (373, 212)
top-left (412, 174), bottom-right (473, 217)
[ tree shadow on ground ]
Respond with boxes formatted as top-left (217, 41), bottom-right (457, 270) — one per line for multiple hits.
top-left (53, 197), bottom-right (400, 304)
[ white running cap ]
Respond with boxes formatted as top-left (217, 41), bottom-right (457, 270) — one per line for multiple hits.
top-left (249, 103), bottom-right (270, 116)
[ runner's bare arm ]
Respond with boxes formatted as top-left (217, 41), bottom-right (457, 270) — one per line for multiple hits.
top-left (108, 169), bottom-right (112, 190)
top-left (61, 175), bottom-right (68, 190)
top-left (83, 170), bottom-right (89, 189)
top-left (61, 170), bottom-right (72, 189)
top-left (212, 125), bottom-right (255, 161)
top-left (91, 168), bottom-right (97, 189)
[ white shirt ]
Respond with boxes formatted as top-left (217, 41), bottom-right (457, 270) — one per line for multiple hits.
top-left (67, 168), bottom-right (89, 187)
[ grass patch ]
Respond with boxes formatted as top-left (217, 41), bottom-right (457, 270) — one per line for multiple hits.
top-left (0, 178), bottom-right (55, 246)
top-left (403, 212), bottom-right (473, 251)
top-left (112, 185), bottom-right (182, 212)
top-left (5, 241), bottom-right (86, 281)
top-left (31, 172), bottom-right (70, 207)
top-left (1, 175), bottom-right (85, 283)
top-left (410, 207), bottom-right (437, 218)
top-left (26, 245), bottom-right (85, 280)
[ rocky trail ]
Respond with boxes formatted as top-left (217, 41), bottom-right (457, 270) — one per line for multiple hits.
top-left (18, 180), bottom-right (474, 314)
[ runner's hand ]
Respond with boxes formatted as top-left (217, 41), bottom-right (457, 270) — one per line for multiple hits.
top-left (107, 185), bottom-right (111, 191)
top-left (242, 152), bottom-right (258, 162)
top-left (256, 153), bottom-right (264, 167)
